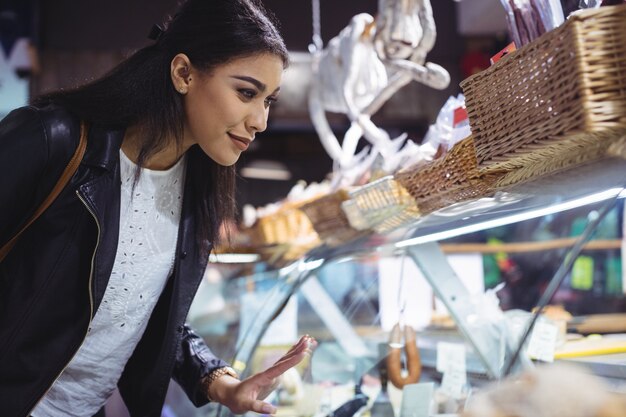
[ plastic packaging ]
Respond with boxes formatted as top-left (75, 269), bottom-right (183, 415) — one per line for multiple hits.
top-left (499, 0), bottom-right (565, 47)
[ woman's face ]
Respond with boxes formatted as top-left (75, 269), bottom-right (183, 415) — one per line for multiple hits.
top-left (182, 53), bottom-right (284, 166)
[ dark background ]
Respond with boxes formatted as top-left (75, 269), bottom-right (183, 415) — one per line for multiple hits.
top-left (1, 0), bottom-right (510, 208)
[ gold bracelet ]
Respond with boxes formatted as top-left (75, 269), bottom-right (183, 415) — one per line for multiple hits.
top-left (203, 366), bottom-right (239, 402)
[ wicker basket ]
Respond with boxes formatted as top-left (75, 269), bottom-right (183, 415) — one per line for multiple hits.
top-left (495, 130), bottom-right (626, 187)
top-left (608, 134), bottom-right (626, 159)
top-left (395, 136), bottom-right (502, 214)
top-left (341, 176), bottom-right (420, 232)
top-left (460, 5), bottom-right (626, 172)
top-left (300, 190), bottom-right (369, 246)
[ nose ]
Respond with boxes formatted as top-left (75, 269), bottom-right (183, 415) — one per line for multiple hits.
top-left (247, 103), bottom-right (269, 134)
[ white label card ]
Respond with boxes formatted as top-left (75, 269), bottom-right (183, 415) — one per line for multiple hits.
top-left (441, 367), bottom-right (466, 399)
top-left (400, 383), bottom-right (434, 417)
top-left (526, 320), bottom-right (558, 362)
top-left (437, 342), bottom-right (467, 399)
top-left (436, 342), bottom-right (466, 374)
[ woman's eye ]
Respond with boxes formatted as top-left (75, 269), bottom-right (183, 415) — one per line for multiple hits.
top-left (264, 96), bottom-right (278, 108)
top-left (239, 89), bottom-right (257, 100)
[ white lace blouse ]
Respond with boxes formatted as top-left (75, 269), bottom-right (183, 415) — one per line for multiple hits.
top-left (32, 149), bottom-right (187, 417)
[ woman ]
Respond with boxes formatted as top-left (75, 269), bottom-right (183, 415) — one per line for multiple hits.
top-left (0, 0), bottom-right (315, 416)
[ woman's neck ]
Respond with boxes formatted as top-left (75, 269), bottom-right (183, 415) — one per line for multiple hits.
top-left (121, 124), bottom-right (189, 171)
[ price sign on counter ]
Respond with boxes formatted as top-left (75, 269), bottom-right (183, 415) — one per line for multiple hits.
top-left (436, 342), bottom-right (466, 374)
top-left (436, 342), bottom-right (467, 399)
top-left (441, 367), bottom-right (466, 399)
top-left (400, 383), bottom-right (434, 417)
top-left (526, 320), bottom-right (558, 362)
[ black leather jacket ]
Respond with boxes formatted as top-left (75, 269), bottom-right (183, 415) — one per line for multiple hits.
top-left (0, 105), bottom-right (228, 416)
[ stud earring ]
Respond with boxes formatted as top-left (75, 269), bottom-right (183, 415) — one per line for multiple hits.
top-left (179, 88), bottom-right (185, 93)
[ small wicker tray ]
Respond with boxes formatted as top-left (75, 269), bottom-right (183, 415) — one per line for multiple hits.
top-left (395, 137), bottom-right (501, 214)
top-left (461, 5), bottom-right (626, 172)
top-left (341, 176), bottom-right (420, 232)
top-left (300, 190), bottom-right (369, 246)
top-left (372, 209), bottom-right (422, 235)
top-left (495, 131), bottom-right (626, 187)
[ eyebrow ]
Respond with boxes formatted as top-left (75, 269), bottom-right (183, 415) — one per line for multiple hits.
top-left (231, 75), bottom-right (280, 94)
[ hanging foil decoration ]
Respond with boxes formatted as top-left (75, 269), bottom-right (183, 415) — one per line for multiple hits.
top-left (308, 0), bottom-right (450, 188)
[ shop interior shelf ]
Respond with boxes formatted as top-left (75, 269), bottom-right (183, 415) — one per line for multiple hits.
top-left (304, 157), bottom-right (626, 265)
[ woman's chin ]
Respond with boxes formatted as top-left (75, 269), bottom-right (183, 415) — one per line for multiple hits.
top-left (220, 153), bottom-right (240, 166)
top-left (204, 149), bottom-right (241, 167)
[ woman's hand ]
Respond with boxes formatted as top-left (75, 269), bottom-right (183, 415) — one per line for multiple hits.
top-left (210, 334), bottom-right (317, 415)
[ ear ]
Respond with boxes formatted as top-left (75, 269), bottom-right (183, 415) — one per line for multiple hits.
top-left (170, 53), bottom-right (193, 94)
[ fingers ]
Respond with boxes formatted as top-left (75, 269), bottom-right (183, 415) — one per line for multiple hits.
top-left (280, 335), bottom-right (310, 358)
top-left (263, 349), bottom-right (311, 379)
top-left (276, 335), bottom-right (317, 364)
top-left (275, 335), bottom-right (316, 367)
top-left (235, 336), bottom-right (318, 415)
top-left (261, 336), bottom-right (316, 381)
top-left (249, 399), bottom-right (277, 415)
top-left (261, 354), bottom-right (303, 381)
top-left (248, 335), bottom-right (317, 386)
top-left (257, 378), bottom-right (280, 400)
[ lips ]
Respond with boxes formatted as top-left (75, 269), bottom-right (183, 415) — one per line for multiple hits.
top-left (228, 133), bottom-right (252, 151)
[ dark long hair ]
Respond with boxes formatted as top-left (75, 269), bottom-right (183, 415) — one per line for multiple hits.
top-left (34, 0), bottom-right (289, 251)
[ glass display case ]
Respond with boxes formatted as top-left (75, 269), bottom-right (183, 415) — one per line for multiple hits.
top-left (169, 157), bottom-right (626, 417)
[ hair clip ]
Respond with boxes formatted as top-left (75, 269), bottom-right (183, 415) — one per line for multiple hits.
top-left (148, 24), bottom-right (164, 41)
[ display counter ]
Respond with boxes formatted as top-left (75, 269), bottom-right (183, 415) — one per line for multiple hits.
top-left (181, 156), bottom-right (626, 417)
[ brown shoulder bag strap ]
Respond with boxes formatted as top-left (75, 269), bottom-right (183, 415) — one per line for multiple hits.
top-left (0, 121), bottom-right (88, 262)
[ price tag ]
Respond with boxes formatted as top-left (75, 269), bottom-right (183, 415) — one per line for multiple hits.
top-left (436, 342), bottom-right (467, 399)
top-left (436, 342), bottom-right (466, 374)
top-left (526, 320), bottom-right (558, 362)
top-left (400, 383), bottom-right (434, 417)
top-left (490, 41), bottom-right (517, 65)
top-left (441, 367), bottom-right (466, 399)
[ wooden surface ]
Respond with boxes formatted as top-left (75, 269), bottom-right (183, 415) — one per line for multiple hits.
top-left (440, 238), bottom-right (622, 254)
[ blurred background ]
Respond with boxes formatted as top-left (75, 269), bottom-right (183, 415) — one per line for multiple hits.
top-left (0, 0), bottom-right (511, 209)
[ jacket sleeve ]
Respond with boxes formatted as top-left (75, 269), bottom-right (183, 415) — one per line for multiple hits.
top-left (172, 324), bottom-right (230, 407)
top-left (0, 106), bottom-right (50, 246)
